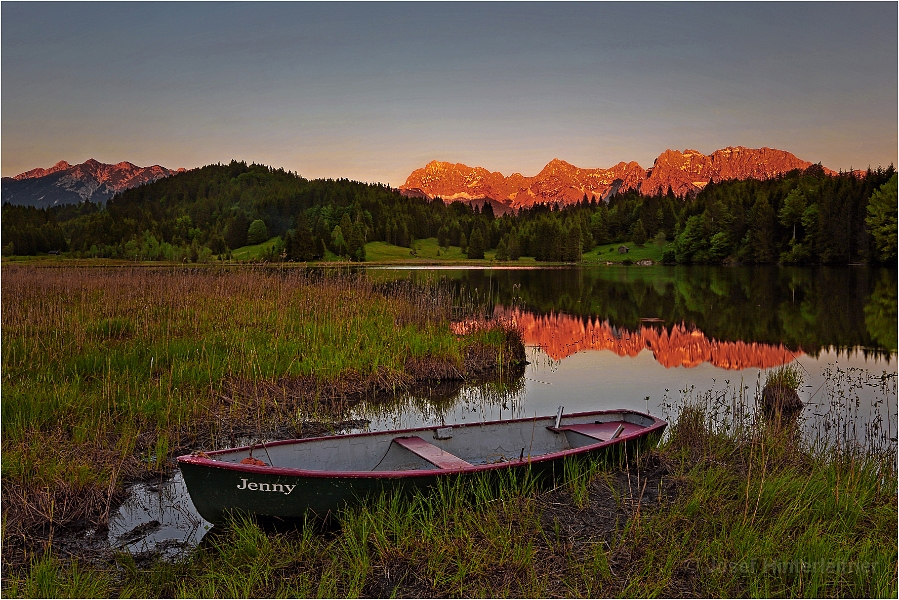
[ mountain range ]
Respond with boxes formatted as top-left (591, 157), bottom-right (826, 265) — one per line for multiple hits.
top-left (399, 146), bottom-right (836, 209)
top-left (2, 159), bottom-right (184, 208)
top-left (2, 147), bottom-right (840, 211)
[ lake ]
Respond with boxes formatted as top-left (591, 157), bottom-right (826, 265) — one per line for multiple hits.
top-left (360, 265), bottom-right (897, 440)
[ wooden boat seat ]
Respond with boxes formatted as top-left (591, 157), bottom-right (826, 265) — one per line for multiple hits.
top-left (553, 422), bottom-right (629, 441)
top-left (392, 436), bottom-right (473, 470)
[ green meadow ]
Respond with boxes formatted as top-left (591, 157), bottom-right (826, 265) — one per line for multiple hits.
top-left (582, 238), bottom-right (669, 264)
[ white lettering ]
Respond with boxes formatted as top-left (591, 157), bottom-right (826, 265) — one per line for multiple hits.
top-left (236, 480), bottom-right (297, 495)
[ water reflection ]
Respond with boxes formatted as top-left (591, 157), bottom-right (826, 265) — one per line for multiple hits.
top-left (356, 378), bottom-right (528, 434)
top-left (108, 471), bottom-right (211, 557)
top-left (113, 265), bottom-right (896, 556)
top-left (360, 265), bottom-right (896, 437)
top-left (497, 308), bottom-right (801, 369)
top-left (367, 265), bottom-right (897, 356)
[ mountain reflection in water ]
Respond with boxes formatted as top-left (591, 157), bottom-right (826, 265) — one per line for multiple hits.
top-left (373, 265), bottom-right (896, 358)
top-left (495, 308), bottom-right (802, 369)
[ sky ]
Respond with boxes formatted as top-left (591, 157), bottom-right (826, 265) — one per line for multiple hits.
top-left (2, 2), bottom-right (896, 185)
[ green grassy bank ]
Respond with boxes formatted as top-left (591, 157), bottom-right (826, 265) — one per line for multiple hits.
top-left (0, 265), bottom-right (524, 575)
top-left (2, 236), bottom-right (666, 266)
top-left (277, 236), bottom-right (666, 265)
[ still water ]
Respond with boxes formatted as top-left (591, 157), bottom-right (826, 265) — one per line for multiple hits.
top-left (360, 265), bottom-right (896, 431)
top-left (111, 265), bottom-right (897, 553)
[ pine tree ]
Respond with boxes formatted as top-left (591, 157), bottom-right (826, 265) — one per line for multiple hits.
top-left (866, 174), bottom-right (898, 262)
top-left (563, 225), bottom-right (583, 261)
top-left (495, 238), bottom-right (509, 261)
top-left (632, 219), bottom-right (648, 246)
top-left (224, 213), bottom-right (250, 249)
top-left (467, 227), bottom-right (486, 259)
top-left (507, 232), bottom-right (522, 260)
top-left (746, 196), bottom-right (777, 263)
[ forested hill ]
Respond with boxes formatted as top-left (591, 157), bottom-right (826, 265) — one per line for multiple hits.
top-left (1, 160), bottom-right (896, 265)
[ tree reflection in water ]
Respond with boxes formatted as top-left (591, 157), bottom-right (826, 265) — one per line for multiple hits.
top-left (368, 265), bottom-right (896, 358)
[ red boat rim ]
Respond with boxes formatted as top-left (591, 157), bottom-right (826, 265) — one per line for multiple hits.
top-left (176, 409), bottom-right (667, 480)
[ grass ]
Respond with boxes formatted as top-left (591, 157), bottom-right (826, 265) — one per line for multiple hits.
top-left (3, 265), bottom-right (894, 597)
top-left (368, 236), bottom-right (669, 265)
top-left (364, 238), bottom-right (500, 263)
top-left (582, 238), bottom-right (669, 264)
top-left (4, 236), bottom-right (659, 266)
top-left (1, 253), bottom-right (68, 263)
top-left (365, 237), bottom-right (667, 265)
top-left (765, 363), bottom-right (804, 390)
top-left (229, 237), bottom-right (281, 261)
top-left (0, 265), bottom-right (524, 573)
top-left (5, 382), bottom-right (895, 598)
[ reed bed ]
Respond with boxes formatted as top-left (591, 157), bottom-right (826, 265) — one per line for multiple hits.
top-left (5, 377), bottom-right (895, 598)
top-left (1, 265), bottom-right (524, 573)
top-left (8, 378), bottom-right (894, 600)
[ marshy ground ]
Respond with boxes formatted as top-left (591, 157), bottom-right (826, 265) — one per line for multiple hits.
top-left (0, 266), bottom-right (524, 576)
top-left (2, 265), bottom-right (896, 598)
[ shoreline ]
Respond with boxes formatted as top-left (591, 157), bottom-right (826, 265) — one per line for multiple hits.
top-left (2, 265), bottom-right (895, 598)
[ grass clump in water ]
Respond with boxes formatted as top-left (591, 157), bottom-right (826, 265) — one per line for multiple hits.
top-left (764, 363), bottom-right (804, 391)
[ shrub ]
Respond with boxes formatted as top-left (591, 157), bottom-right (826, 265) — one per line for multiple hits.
top-left (246, 219), bottom-right (269, 246)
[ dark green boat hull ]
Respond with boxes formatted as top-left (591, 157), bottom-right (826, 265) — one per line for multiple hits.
top-left (180, 420), bottom-right (663, 524)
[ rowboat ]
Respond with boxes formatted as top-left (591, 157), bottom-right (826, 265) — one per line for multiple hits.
top-left (177, 408), bottom-right (667, 523)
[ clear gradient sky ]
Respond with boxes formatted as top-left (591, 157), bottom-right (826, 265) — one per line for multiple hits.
top-left (2, 2), bottom-right (896, 184)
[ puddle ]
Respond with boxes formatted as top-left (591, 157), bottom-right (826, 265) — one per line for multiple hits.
top-left (108, 469), bottom-right (212, 559)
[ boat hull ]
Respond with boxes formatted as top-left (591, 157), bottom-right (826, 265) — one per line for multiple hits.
top-left (179, 462), bottom-right (446, 523)
top-left (178, 409), bottom-right (666, 523)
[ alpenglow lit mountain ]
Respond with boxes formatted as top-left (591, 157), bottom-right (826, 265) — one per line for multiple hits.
top-left (2, 159), bottom-right (185, 208)
top-left (399, 146), bottom-right (835, 208)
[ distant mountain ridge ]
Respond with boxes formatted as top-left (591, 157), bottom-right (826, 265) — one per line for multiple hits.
top-left (2, 158), bottom-right (185, 208)
top-left (400, 146), bottom-right (837, 208)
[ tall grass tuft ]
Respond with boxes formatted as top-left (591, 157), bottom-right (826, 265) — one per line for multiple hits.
top-left (643, 370), bottom-right (898, 597)
top-left (764, 363), bottom-right (804, 390)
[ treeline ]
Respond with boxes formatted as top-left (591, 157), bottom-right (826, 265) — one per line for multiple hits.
top-left (669, 165), bottom-right (897, 265)
top-left (1, 160), bottom-right (895, 265)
